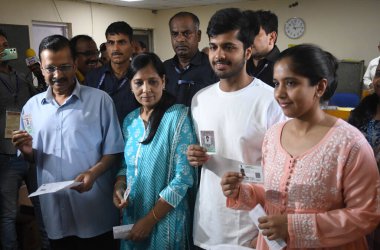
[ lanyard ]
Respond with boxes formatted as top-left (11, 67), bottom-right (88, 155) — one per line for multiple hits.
top-left (174, 65), bottom-right (194, 85)
top-left (174, 64), bottom-right (190, 74)
top-left (97, 72), bottom-right (128, 96)
top-left (0, 73), bottom-right (19, 102)
top-left (255, 63), bottom-right (269, 78)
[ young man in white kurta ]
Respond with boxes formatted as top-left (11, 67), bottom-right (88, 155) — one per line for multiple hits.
top-left (187, 8), bottom-right (286, 249)
top-left (191, 77), bottom-right (285, 248)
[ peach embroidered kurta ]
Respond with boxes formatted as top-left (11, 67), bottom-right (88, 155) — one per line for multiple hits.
top-left (228, 119), bottom-right (380, 250)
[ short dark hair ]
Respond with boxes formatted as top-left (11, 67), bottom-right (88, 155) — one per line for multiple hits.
top-left (256, 10), bottom-right (278, 35)
top-left (39, 35), bottom-right (73, 61)
top-left (130, 52), bottom-right (176, 144)
top-left (0, 29), bottom-right (7, 40)
top-left (207, 8), bottom-right (256, 50)
top-left (99, 42), bottom-right (107, 52)
top-left (138, 41), bottom-right (147, 50)
top-left (276, 44), bottom-right (338, 102)
top-left (169, 12), bottom-right (200, 30)
top-left (130, 52), bottom-right (165, 79)
top-left (105, 21), bottom-right (133, 40)
top-left (69, 35), bottom-right (94, 59)
top-left (242, 10), bottom-right (260, 42)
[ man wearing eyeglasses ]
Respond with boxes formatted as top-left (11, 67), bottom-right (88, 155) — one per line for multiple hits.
top-left (164, 12), bottom-right (218, 107)
top-left (12, 35), bottom-right (124, 250)
top-left (85, 21), bottom-right (139, 124)
top-left (70, 35), bottom-right (101, 84)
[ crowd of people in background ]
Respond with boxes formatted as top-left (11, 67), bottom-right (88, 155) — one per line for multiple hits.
top-left (0, 6), bottom-right (379, 250)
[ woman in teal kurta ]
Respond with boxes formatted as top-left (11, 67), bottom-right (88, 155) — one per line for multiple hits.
top-left (113, 52), bottom-right (197, 250)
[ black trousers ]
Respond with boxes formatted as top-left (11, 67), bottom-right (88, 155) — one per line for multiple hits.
top-left (49, 231), bottom-right (118, 250)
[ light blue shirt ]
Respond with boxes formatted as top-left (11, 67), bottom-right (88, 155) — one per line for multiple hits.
top-left (20, 82), bottom-right (124, 239)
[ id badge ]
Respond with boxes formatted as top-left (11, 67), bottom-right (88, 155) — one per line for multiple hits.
top-left (4, 110), bottom-right (20, 138)
top-left (22, 114), bottom-right (33, 134)
top-left (239, 164), bottom-right (264, 183)
top-left (200, 130), bottom-right (216, 154)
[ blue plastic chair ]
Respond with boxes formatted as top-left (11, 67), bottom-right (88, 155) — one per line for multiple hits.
top-left (328, 93), bottom-right (360, 108)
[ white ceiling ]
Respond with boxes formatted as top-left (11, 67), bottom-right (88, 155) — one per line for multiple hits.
top-left (83, 0), bottom-right (253, 10)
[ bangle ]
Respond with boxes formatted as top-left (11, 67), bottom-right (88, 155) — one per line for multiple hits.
top-left (152, 208), bottom-right (160, 222)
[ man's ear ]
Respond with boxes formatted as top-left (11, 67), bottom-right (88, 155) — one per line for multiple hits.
top-left (197, 30), bottom-right (202, 43)
top-left (269, 31), bottom-right (277, 46)
top-left (245, 45), bottom-right (252, 61)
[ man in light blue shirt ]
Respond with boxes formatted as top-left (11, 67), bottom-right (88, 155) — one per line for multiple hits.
top-left (12, 35), bottom-right (124, 250)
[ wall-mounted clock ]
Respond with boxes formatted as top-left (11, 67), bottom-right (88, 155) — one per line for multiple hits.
top-left (284, 17), bottom-right (305, 39)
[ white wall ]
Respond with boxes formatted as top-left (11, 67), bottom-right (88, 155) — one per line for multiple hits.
top-left (0, 0), bottom-right (379, 65)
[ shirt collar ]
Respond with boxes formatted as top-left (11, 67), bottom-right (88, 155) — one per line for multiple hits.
top-left (42, 80), bottom-right (82, 105)
top-left (171, 50), bottom-right (202, 68)
top-left (76, 70), bottom-right (85, 84)
top-left (266, 45), bottom-right (280, 62)
top-left (103, 62), bottom-right (132, 79)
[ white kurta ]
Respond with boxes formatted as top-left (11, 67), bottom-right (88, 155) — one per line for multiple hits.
top-left (191, 78), bottom-right (286, 248)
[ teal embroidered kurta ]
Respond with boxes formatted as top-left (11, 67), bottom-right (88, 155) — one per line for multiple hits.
top-left (119, 104), bottom-right (197, 250)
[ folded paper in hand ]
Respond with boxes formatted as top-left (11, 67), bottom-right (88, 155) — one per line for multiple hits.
top-left (113, 224), bottom-right (134, 239)
top-left (28, 180), bottom-right (83, 197)
top-left (249, 204), bottom-right (287, 250)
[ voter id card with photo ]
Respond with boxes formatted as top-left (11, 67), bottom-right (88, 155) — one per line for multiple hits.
top-left (239, 164), bottom-right (264, 183)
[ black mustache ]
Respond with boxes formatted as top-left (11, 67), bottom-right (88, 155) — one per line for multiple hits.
top-left (214, 60), bottom-right (230, 65)
top-left (85, 59), bottom-right (99, 65)
top-left (52, 77), bottom-right (68, 84)
top-left (111, 52), bottom-right (123, 56)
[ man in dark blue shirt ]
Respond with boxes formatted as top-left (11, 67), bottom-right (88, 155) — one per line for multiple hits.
top-left (86, 21), bottom-right (138, 124)
top-left (164, 12), bottom-right (218, 107)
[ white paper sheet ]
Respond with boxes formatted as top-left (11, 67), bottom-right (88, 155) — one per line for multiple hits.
top-left (113, 224), bottom-right (134, 239)
top-left (249, 204), bottom-right (287, 250)
top-left (28, 180), bottom-right (83, 197)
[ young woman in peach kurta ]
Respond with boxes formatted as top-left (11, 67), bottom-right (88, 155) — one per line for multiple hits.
top-left (221, 44), bottom-right (380, 250)
top-left (228, 119), bottom-right (380, 249)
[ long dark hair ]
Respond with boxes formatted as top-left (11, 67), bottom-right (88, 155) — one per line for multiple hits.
top-left (130, 52), bottom-right (176, 144)
top-left (349, 93), bottom-right (380, 128)
top-left (276, 44), bottom-right (338, 102)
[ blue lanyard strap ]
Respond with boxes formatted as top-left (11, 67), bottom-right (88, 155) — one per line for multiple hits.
top-left (174, 65), bottom-right (194, 85)
top-left (97, 72), bottom-right (128, 95)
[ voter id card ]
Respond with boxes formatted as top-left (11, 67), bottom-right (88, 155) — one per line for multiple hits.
top-left (239, 164), bottom-right (264, 183)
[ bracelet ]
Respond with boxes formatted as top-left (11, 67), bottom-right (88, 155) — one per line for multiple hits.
top-left (152, 208), bottom-right (160, 222)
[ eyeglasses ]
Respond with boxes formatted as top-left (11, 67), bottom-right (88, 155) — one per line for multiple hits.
top-left (76, 50), bottom-right (100, 57)
top-left (42, 64), bottom-right (73, 74)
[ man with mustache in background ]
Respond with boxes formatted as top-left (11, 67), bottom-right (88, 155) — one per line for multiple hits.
top-left (70, 35), bottom-right (101, 84)
top-left (86, 21), bottom-right (138, 124)
top-left (164, 12), bottom-right (218, 107)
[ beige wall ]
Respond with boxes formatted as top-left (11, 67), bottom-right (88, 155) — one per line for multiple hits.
top-left (0, 0), bottom-right (379, 65)
top-left (155, 0), bottom-right (380, 64)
